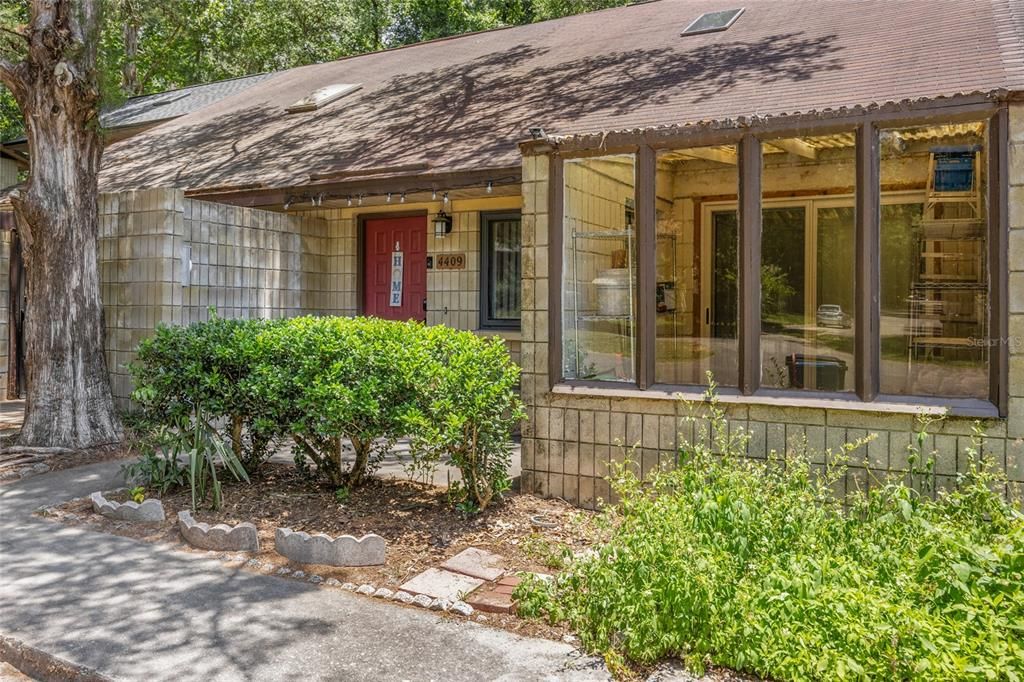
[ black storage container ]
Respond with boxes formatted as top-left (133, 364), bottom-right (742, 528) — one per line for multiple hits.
top-left (785, 354), bottom-right (848, 391)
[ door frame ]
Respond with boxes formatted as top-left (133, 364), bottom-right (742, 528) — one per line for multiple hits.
top-left (356, 210), bottom-right (428, 316)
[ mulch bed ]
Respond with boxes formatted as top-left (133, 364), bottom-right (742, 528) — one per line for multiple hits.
top-left (45, 462), bottom-right (598, 641)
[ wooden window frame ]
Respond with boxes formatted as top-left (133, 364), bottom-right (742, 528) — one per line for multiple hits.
top-left (479, 210), bottom-right (523, 330)
top-left (547, 98), bottom-right (1008, 416)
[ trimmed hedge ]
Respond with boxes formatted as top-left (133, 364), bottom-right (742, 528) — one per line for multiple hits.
top-left (130, 315), bottom-right (523, 510)
top-left (129, 314), bottom-right (285, 472)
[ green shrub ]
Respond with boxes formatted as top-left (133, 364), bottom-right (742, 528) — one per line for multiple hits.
top-left (120, 435), bottom-right (188, 494)
top-left (254, 316), bottom-right (426, 488)
top-left (131, 315), bottom-right (524, 506)
top-left (404, 325), bottom-right (524, 511)
top-left (517, 386), bottom-right (1024, 680)
top-left (130, 312), bottom-right (285, 472)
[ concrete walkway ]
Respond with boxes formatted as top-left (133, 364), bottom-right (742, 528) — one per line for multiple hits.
top-left (0, 400), bottom-right (24, 435)
top-left (0, 461), bottom-right (608, 681)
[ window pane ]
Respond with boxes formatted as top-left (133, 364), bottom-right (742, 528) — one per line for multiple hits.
top-left (880, 121), bottom-right (988, 398)
top-left (654, 145), bottom-right (739, 386)
top-left (760, 134), bottom-right (856, 391)
top-left (485, 216), bottom-right (521, 323)
top-left (562, 154), bottom-right (636, 382)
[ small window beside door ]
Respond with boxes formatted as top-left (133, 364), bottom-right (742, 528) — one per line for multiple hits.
top-left (480, 212), bottom-right (522, 329)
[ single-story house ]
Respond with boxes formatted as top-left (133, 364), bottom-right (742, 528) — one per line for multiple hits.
top-left (2, 0), bottom-right (1023, 506)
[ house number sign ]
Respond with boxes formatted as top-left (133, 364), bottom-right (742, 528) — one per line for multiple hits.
top-left (435, 253), bottom-right (466, 270)
top-left (389, 250), bottom-right (404, 307)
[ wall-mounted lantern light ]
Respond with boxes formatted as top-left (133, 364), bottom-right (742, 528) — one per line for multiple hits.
top-left (432, 210), bottom-right (453, 238)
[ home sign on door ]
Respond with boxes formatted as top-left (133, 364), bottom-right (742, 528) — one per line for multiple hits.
top-left (389, 246), bottom-right (404, 307)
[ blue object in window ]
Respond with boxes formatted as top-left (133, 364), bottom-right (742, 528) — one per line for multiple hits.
top-left (931, 145), bottom-right (981, 192)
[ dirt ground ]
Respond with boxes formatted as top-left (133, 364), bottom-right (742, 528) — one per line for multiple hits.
top-left (45, 463), bottom-right (598, 641)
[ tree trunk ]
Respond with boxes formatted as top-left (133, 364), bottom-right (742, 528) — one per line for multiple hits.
top-left (2, 0), bottom-right (123, 449)
top-left (13, 110), bottom-right (121, 448)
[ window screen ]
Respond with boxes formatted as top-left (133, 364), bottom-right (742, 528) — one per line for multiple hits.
top-left (481, 213), bottom-right (522, 329)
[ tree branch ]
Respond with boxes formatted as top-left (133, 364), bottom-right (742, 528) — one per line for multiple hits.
top-left (0, 55), bottom-right (25, 93)
top-left (0, 24), bottom-right (28, 44)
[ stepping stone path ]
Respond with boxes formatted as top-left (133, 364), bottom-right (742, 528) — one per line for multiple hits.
top-left (440, 547), bottom-right (506, 581)
top-left (466, 575), bottom-right (521, 615)
top-left (399, 568), bottom-right (483, 603)
top-left (399, 546), bottom-right (528, 615)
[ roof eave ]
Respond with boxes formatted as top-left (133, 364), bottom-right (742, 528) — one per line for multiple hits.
top-left (535, 90), bottom-right (1013, 155)
top-left (182, 164), bottom-right (523, 207)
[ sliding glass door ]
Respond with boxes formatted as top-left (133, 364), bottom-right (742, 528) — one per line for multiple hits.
top-left (704, 198), bottom-right (860, 392)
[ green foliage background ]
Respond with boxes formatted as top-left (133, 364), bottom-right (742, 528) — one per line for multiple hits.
top-left (0, 0), bottom-right (630, 142)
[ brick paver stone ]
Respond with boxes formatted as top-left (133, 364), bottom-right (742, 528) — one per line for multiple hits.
top-left (440, 547), bottom-right (506, 581)
top-left (466, 587), bottom-right (516, 615)
top-left (399, 568), bottom-right (484, 602)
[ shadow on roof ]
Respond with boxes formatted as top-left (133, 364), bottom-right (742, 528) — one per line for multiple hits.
top-left (101, 31), bottom-right (844, 192)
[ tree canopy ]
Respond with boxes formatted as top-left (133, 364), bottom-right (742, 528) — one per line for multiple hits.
top-left (0, 0), bottom-right (629, 143)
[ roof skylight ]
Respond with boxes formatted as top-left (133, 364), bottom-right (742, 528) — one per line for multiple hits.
top-left (286, 83), bottom-right (362, 114)
top-left (681, 8), bottom-right (744, 36)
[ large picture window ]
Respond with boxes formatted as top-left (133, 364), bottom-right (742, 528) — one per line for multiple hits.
top-left (480, 212), bottom-right (522, 329)
top-left (879, 121), bottom-right (989, 399)
top-left (553, 108), bottom-right (1004, 411)
top-left (655, 145), bottom-right (739, 386)
top-left (562, 154), bottom-right (637, 382)
top-left (760, 134), bottom-right (856, 392)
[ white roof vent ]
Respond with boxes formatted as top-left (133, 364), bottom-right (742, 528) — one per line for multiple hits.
top-left (286, 83), bottom-right (362, 113)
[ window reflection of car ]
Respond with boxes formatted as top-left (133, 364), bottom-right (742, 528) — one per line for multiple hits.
top-left (816, 304), bottom-right (851, 328)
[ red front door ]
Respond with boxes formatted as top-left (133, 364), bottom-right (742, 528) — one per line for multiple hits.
top-left (363, 216), bottom-right (427, 321)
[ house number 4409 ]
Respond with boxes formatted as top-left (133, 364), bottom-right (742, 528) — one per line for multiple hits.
top-left (435, 253), bottom-right (466, 270)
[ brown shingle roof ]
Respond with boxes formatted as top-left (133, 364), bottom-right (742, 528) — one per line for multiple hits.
top-left (99, 0), bottom-right (1024, 194)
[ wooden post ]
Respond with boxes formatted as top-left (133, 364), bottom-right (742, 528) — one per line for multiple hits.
top-left (989, 107), bottom-right (1009, 416)
top-left (855, 122), bottom-right (880, 401)
top-left (7, 228), bottom-right (23, 400)
top-left (738, 134), bottom-right (762, 395)
top-left (548, 154), bottom-right (564, 389)
top-left (636, 145), bottom-right (656, 389)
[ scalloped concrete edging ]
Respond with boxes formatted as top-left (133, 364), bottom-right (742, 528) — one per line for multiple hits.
top-left (90, 491), bottom-right (165, 522)
top-left (274, 527), bottom-right (385, 566)
top-left (177, 510), bottom-right (259, 552)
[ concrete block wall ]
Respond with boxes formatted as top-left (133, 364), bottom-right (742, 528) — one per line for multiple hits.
top-left (426, 208), bottom-right (483, 332)
top-left (291, 206), bottom-right (357, 316)
top-left (181, 198), bottom-right (327, 322)
top-left (99, 189), bottom-right (184, 399)
top-left (99, 189), bottom-right (328, 402)
top-left (0, 157), bottom-right (18, 190)
top-left (1009, 103), bottom-right (1024, 452)
top-left (519, 107), bottom-right (1024, 508)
